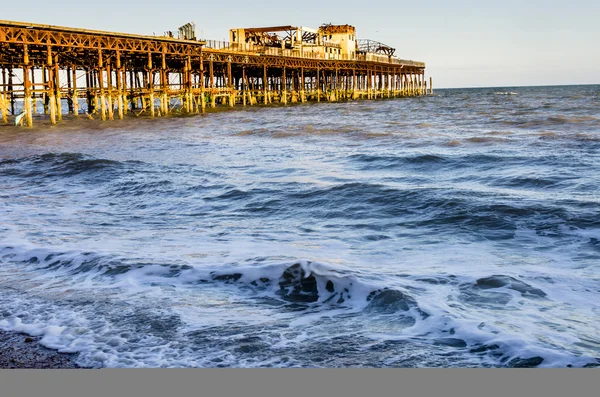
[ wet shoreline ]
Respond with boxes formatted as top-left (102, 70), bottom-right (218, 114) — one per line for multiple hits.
top-left (0, 329), bottom-right (83, 369)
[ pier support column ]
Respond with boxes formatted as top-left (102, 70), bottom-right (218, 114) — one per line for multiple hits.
top-left (333, 68), bottom-right (338, 102)
top-left (160, 51), bottom-right (168, 116)
top-left (316, 67), bottom-right (320, 102)
top-left (94, 71), bottom-right (101, 112)
top-left (245, 71), bottom-right (253, 105)
top-left (8, 68), bottom-right (15, 116)
top-left (188, 56), bottom-right (195, 112)
top-left (414, 72), bottom-right (419, 96)
top-left (121, 68), bottom-right (128, 116)
top-left (300, 67), bottom-right (305, 103)
top-left (416, 73), bottom-right (420, 96)
top-left (199, 56), bottom-right (205, 111)
top-left (115, 53), bottom-right (123, 119)
top-left (116, 67), bottom-right (123, 119)
top-left (185, 56), bottom-right (193, 112)
top-left (149, 70), bottom-right (155, 117)
top-left (23, 67), bottom-right (33, 126)
top-left (352, 69), bottom-right (358, 100)
top-left (22, 45), bottom-right (33, 127)
top-left (128, 71), bottom-right (135, 111)
top-left (54, 56), bottom-right (62, 121)
top-left (374, 71), bottom-right (378, 99)
top-left (0, 96), bottom-right (6, 125)
top-left (1, 68), bottom-right (8, 124)
top-left (85, 69), bottom-right (91, 114)
top-left (209, 59), bottom-right (215, 108)
top-left (47, 50), bottom-right (57, 125)
top-left (66, 67), bottom-right (73, 114)
top-left (147, 53), bottom-right (155, 117)
top-left (242, 67), bottom-right (246, 106)
top-left (31, 66), bottom-right (37, 115)
top-left (416, 72), bottom-right (419, 96)
top-left (430, 77), bottom-right (433, 95)
top-left (41, 66), bottom-right (49, 114)
top-left (290, 70), bottom-right (297, 103)
top-left (107, 63), bottom-right (114, 120)
top-left (72, 68), bottom-right (79, 116)
top-left (399, 72), bottom-right (403, 96)
top-left (227, 59), bottom-right (234, 107)
top-left (263, 65), bottom-right (268, 105)
top-left (1, 92), bottom-right (7, 124)
top-left (98, 68), bottom-right (106, 120)
top-left (372, 72), bottom-right (377, 99)
top-left (281, 67), bottom-right (287, 104)
top-left (97, 50), bottom-right (106, 120)
top-left (412, 72), bottom-right (416, 96)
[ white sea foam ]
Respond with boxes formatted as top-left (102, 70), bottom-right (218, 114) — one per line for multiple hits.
top-left (1, 239), bottom-right (599, 367)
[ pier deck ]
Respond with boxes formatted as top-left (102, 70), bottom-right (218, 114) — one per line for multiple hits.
top-left (0, 20), bottom-right (429, 126)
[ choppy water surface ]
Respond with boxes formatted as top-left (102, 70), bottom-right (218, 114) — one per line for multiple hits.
top-left (1, 85), bottom-right (599, 367)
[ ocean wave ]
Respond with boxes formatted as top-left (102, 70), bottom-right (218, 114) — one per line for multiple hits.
top-left (2, 85), bottom-right (600, 368)
top-left (0, 245), bottom-right (407, 310)
top-left (0, 153), bottom-right (135, 180)
top-left (348, 153), bottom-right (446, 168)
top-left (347, 153), bottom-right (521, 171)
top-left (499, 115), bottom-right (600, 129)
top-left (1, 244), bottom-right (598, 367)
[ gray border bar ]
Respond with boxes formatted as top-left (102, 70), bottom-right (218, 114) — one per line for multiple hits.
top-left (1, 369), bottom-right (598, 397)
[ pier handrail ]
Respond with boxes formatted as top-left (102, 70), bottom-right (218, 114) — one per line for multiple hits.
top-left (203, 40), bottom-right (424, 67)
top-left (0, 20), bottom-right (206, 45)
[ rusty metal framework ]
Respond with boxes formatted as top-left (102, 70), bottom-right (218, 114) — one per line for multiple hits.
top-left (0, 20), bottom-right (429, 128)
top-left (357, 39), bottom-right (396, 57)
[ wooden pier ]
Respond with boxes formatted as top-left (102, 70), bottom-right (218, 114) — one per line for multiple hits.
top-left (0, 20), bottom-right (430, 127)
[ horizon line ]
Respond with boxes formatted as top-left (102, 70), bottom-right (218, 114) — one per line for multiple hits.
top-left (435, 83), bottom-right (599, 90)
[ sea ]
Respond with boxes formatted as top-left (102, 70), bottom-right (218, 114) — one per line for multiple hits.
top-left (0, 85), bottom-right (599, 368)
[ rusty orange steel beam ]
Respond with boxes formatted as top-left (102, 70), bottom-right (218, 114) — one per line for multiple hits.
top-left (0, 20), bottom-right (425, 70)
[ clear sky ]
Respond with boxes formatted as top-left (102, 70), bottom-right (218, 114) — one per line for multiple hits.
top-left (3, 0), bottom-right (599, 88)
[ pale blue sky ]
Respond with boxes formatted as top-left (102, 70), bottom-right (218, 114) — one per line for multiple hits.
top-left (3, 0), bottom-right (599, 88)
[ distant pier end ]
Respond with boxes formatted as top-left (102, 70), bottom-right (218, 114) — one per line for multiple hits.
top-left (0, 20), bottom-right (430, 127)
